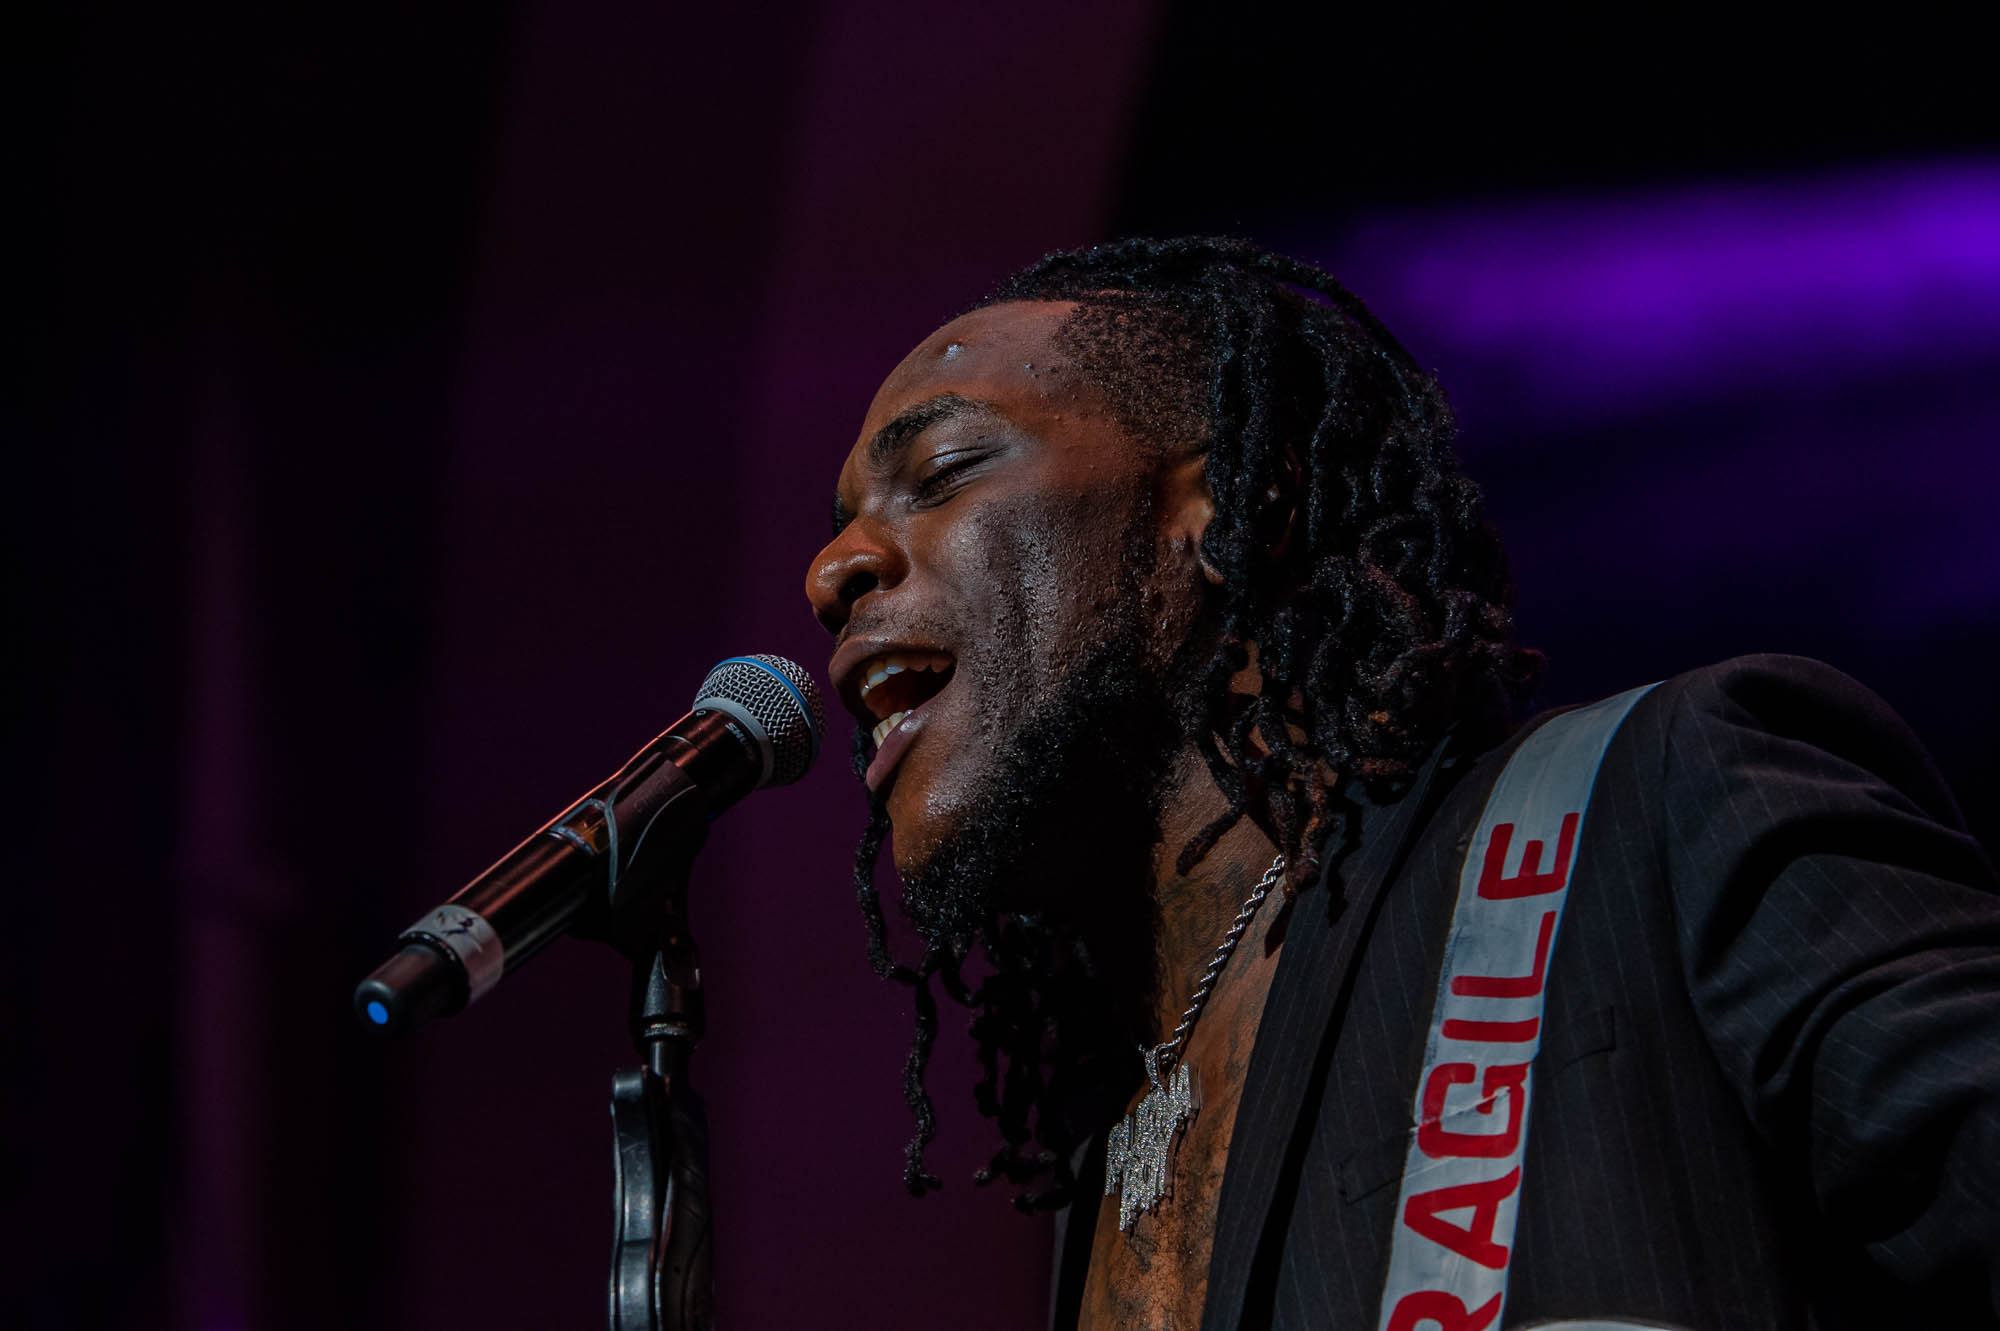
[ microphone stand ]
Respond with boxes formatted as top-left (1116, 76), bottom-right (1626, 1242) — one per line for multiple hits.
top-left (609, 884), bottom-right (715, 1330)
top-left (354, 671), bottom-right (811, 1326)
top-left (553, 755), bottom-right (717, 1330)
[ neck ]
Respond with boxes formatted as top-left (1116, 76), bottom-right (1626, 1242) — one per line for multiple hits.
top-left (1143, 744), bottom-right (1281, 1051)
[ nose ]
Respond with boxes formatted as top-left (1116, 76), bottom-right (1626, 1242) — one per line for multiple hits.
top-left (806, 517), bottom-right (906, 635)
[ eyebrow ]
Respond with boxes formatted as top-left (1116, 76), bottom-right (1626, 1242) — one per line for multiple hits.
top-left (830, 392), bottom-right (997, 535)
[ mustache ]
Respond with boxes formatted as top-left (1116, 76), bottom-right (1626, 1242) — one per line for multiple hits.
top-left (835, 606), bottom-right (965, 656)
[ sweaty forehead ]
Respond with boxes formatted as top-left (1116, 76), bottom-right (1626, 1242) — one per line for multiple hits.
top-left (856, 300), bottom-right (1094, 443)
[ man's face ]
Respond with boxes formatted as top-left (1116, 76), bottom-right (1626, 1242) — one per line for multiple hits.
top-left (805, 301), bottom-right (1213, 917)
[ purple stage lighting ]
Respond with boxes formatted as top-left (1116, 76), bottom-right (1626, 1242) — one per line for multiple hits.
top-left (1321, 160), bottom-right (2000, 434)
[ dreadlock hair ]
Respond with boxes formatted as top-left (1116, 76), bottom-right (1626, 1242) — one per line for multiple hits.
top-left (856, 235), bottom-right (1542, 1207)
top-left (979, 236), bottom-right (1542, 897)
top-left (849, 730), bottom-right (946, 1195)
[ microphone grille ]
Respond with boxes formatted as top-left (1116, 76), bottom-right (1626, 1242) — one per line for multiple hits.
top-left (692, 654), bottom-right (826, 787)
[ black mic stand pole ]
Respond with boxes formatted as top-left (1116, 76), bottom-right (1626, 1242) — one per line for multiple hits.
top-left (610, 883), bottom-right (715, 1331)
top-left (512, 748), bottom-right (722, 1330)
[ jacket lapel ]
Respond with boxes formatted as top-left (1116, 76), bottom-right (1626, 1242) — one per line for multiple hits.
top-left (1199, 740), bottom-right (1453, 1331)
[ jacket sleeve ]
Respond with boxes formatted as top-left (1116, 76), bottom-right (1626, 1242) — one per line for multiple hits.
top-left (1656, 654), bottom-right (2000, 1307)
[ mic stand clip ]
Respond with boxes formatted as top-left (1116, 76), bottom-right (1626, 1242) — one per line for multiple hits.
top-left (609, 891), bottom-right (715, 1331)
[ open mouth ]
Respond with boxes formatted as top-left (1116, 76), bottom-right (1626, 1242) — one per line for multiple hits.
top-left (854, 649), bottom-right (956, 790)
top-left (860, 650), bottom-right (955, 741)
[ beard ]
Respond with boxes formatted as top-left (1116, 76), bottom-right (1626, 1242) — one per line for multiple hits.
top-left (847, 498), bottom-right (1218, 1199)
top-left (892, 626), bottom-right (1195, 1167)
top-left (881, 478), bottom-right (1223, 983)
top-left (895, 629), bottom-right (1184, 953)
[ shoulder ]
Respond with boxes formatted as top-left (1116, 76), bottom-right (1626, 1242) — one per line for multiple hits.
top-left (1616, 653), bottom-right (1968, 829)
top-left (1398, 653), bottom-right (1977, 879)
top-left (1646, 652), bottom-right (1915, 738)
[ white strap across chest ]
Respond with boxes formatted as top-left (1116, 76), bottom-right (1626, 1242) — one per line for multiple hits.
top-left (1376, 685), bottom-right (1656, 1331)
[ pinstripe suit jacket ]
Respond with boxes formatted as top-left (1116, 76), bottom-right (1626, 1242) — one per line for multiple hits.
top-left (1052, 655), bottom-right (2000, 1330)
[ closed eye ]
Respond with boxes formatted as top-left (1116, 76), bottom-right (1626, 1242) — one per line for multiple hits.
top-left (911, 451), bottom-right (993, 505)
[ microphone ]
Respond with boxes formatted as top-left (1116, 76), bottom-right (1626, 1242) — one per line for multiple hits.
top-left (353, 654), bottom-right (825, 1035)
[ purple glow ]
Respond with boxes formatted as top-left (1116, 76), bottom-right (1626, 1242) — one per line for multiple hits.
top-left (1323, 160), bottom-right (2000, 429)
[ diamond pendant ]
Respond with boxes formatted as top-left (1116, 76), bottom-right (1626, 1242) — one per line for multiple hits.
top-left (1104, 1060), bottom-right (1198, 1231)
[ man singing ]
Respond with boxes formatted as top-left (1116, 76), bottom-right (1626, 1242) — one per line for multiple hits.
top-left (803, 238), bottom-right (2000, 1330)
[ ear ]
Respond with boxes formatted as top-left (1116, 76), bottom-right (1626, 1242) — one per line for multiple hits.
top-left (1161, 453), bottom-right (1225, 584)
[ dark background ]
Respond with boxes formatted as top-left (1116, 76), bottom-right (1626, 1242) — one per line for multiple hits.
top-left (12, 6), bottom-right (1997, 1328)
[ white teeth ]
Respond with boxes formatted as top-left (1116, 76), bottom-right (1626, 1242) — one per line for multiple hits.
top-left (871, 709), bottom-right (911, 747)
top-left (855, 651), bottom-right (954, 752)
top-left (861, 662), bottom-right (904, 695)
top-left (857, 650), bottom-right (949, 700)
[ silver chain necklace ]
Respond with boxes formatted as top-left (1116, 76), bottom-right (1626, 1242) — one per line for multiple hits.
top-left (1105, 852), bottom-right (1286, 1231)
